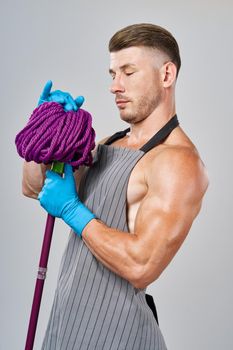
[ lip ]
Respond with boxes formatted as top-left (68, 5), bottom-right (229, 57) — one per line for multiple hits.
top-left (116, 100), bottom-right (129, 106)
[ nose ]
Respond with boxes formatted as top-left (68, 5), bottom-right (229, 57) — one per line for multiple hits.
top-left (110, 75), bottom-right (125, 94)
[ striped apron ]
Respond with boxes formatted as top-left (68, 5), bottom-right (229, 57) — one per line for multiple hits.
top-left (42, 115), bottom-right (179, 349)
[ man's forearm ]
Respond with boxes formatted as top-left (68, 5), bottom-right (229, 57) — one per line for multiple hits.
top-left (82, 215), bottom-right (185, 290)
top-left (81, 218), bottom-right (169, 290)
top-left (82, 219), bottom-right (142, 287)
top-left (22, 161), bottom-right (50, 198)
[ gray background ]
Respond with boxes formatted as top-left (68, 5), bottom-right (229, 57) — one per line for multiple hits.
top-left (1, 0), bottom-right (232, 349)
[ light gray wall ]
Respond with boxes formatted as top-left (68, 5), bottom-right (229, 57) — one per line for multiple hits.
top-left (1, 0), bottom-right (232, 349)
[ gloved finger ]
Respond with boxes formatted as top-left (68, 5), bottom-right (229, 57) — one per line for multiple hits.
top-left (38, 192), bottom-right (47, 208)
top-left (38, 188), bottom-right (48, 206)
top-left (39, 80), bottom-right (53, 103)
top-left (44, 177), bottom-right (55, 186)
top-left (64, 163), bottom-right (74, 179)
top-left (49, 93), bottom-right (65, 104)
top-left (66, 95), bottom-right (78, 111)
top-left (75, 96), bottom-right (85, 108)
top-left (64, 103), bottom-right (74, 112)
top-left (45, 169), bottom-right (61, 180)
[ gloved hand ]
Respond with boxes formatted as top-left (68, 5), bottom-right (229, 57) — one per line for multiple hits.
top-left (38, 164), bottom-right (96, 238)
top-left (38, 80), bottom-right (85, 111)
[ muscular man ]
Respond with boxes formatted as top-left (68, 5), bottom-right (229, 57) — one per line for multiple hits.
top-left (23, 23), bottom-right (209, 349)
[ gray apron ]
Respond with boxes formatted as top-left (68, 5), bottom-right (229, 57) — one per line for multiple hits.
top-left (42, 116), bottom-right (179, 349)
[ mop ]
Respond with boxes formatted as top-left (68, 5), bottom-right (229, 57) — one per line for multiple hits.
top-left (15, 100), bottom-right (95, 350)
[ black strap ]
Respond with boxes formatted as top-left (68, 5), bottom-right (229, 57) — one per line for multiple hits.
top-left (104, 115), bottom-right (179, 153)
top-left (104, 128), bottom-right (130, 146)
top-left (140, 115), bottom-right (179, 152)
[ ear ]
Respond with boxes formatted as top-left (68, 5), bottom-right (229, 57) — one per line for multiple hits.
top-left (160, 62), bottom-right (177, 87)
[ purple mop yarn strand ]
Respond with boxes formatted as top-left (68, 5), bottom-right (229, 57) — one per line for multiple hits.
top-left (15, 102), bottom-right (96, 168)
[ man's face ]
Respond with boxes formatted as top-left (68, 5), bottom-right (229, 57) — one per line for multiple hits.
top-left (109, 46), bottom-right (165, 124)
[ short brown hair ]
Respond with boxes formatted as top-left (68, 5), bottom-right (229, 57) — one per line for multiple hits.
top-left (109, 23), bottom-right (181, 78)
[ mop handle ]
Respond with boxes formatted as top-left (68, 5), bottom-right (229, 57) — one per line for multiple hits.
top-left (25, 161), bottom-right (64, 350)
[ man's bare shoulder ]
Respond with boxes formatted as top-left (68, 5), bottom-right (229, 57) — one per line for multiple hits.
top-left (142, 130), bottom-right (209, 202)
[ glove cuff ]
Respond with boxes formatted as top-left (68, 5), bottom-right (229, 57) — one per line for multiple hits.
top-left (62, 199), bottom-right (96, 238)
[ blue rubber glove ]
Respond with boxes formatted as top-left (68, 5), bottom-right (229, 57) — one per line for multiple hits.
top-left (38, 164), bottom-right (96, 238)
top-left (38, 80), bottom-right (85, 111)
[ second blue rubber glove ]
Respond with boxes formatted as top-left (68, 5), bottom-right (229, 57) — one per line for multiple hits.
top-left (38, 80), bottom-right (85, 111)
top-left (38, 164), bottom-right (96, 238)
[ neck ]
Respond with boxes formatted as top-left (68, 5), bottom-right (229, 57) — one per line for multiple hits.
top-left (128, 97), bottom-right (176, 144)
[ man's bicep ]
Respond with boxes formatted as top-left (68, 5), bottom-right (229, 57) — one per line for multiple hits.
top-left (134, 190), bottom-right (197, 248)
top-left (132, 152), bottom-right (208, 278)
top-left (134, 182), bottom-right (191, 237)
top-left (131, 195), bottom-right (195, 286)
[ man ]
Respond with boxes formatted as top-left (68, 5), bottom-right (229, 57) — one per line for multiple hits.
top-left (23, 23), bottom-right (209, 349)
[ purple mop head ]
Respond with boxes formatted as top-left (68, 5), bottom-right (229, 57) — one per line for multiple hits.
top-left (15, 102), bottom-right (96, 168)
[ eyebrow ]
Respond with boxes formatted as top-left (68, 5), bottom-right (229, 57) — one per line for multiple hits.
top-left (109, 63), bottom-right (137, 75)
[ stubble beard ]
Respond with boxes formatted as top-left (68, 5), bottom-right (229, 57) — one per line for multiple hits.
top-left (119, 91), bottom-right (163, 124)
